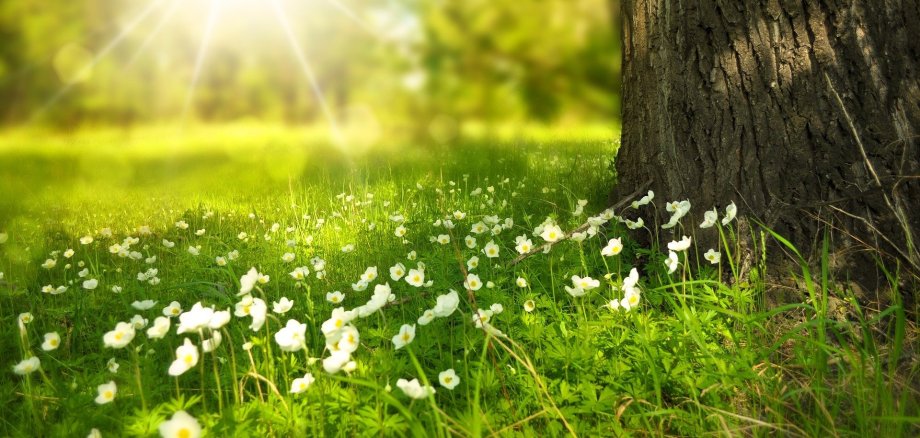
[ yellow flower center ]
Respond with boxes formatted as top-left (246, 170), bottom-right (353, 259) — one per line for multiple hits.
top-left (184, 354), bottom-right (194, 365)
top-left (177, 428), bottom-right (191, 438)
top-left (335, 319), bottom-right (343, 328)
top-left (412, 276), bottom-right (420, 282)
top-left (402, 333), bottom-right (410, 342)
top-left (444, 377), bottom-right (452, 383)
top-left (104, 390), bottom-right (113, 399)
top-left (114, 333), bottom-right (123, 340)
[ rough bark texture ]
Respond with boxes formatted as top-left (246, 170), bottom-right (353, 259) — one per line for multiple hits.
top-left (615, 0), bottom-right (920, 294)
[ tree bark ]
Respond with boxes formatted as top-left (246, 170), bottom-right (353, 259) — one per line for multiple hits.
top-left (615, 0), bottom-right (920, 291)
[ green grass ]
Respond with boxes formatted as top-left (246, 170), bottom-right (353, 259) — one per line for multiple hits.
top-left (0, 125), bottom-right (916, 437)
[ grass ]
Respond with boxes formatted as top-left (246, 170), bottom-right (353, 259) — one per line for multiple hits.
top-left (0, 124), bottom-right (916, 437)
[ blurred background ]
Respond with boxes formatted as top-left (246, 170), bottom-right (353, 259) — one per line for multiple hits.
top-left (0, 0), bottom-right (621, 141)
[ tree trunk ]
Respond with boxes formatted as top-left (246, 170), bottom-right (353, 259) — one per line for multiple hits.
top-left (615, 0), bottom-right (920, 292)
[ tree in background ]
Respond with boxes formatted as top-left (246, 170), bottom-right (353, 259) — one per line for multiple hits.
top-left (614, 1), bottom-right (920, 291)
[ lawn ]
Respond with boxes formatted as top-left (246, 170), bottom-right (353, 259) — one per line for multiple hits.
top-left (1, 125), bottom-right (914, 437)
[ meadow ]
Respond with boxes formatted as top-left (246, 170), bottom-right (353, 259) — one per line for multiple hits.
top-left (1, 125), bottom-right (915, 437)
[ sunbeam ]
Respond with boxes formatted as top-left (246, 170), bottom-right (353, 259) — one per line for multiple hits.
top-left (320, 0), bottom-right (380, 38)
top-left (181, 0), bottom-right (221, 123)
top-left (269, 0), bottom-right (342, 141)
top-left (125, 0), bottom-right (182, 68)
top-left (33, 0), bottom-right (166, 120)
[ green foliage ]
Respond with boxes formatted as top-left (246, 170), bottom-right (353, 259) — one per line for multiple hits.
top-left (0, 127), bottom-right (916, 437)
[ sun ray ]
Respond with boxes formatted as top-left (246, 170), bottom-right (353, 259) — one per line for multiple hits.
top-left (33, 0), bottom-right (166, 119)
top-left (319, 0), bottom-right (380, 38)
top-left (181, 0), bottom-right (221, 123)
top-left (269, 0), bottom-right (342, 140)
top-left (125, 0), bottom-right (182, 68)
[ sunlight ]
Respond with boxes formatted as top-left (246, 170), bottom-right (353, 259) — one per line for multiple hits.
top-left (35, 0), bottom-right (166, 119)
top-left (181, 0), bottom-right (221, 122)
top-left (126, 0), bottom-right (182, 67)
top-left (269, 0), bottom-right (342, 141)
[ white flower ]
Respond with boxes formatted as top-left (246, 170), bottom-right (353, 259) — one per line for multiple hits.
top-left (158, 410), bottom-right (202, 438)
top-left (290, 373), bottom-right (316, 394)
top-left (132, 300), bottom-right (157, 311)
top-left (103, 322), bottom-right (136, 349)
top-left (540, 224), bottom-right (563, 243)
top-left (130, 314), bottom-right (148, 330)
top-left (63, 248), bottom-right (74, 258)
top-left (483, 240), bottom-right (500, 258)
top-left (572, 275), bottom-right (600, 290)
top-left (464, 274), bottom-right (482, 291)
top-left (516, 277), bottom-right (528, 287)
top-left (722, 202), bottom-right (737, 225)
top-left (239, 267), bottom-right (261, 296)
top-left (438, 369), bottom-right (460, 390)
top-left (94, 381), bottom-right (117, 405)
top-left (274, 319), bottom-right (307, 352)
top-left (417, 309), bottom-right (435, 325)
top-left (605, 299), bottom-right (621, 311)
top-left (389, 263), bottom-right (406, 281)
top-left (665, 251), bottom-right (679, 274)
top-left (87, 428), bottom-right (101, 438)
top-left (187, 246), bottom-right (200, 256)
top-left (392, 324), bottom-right (416, 349)
top-left (704, 248), bottom-right (721, 264)
top-left (13, 357), bottom-right (40, 375)
top-left (662, 200), bottom-right (692, 229)
top-left (209, 309), bottom-right (231, 329)
top-left (523, 299), bottom-right (536, 312)
top-left (282, 252), bottom-right (295, 263)
top-left (394, 225), bottom-right (407, 237)
top-left (464, 235), bottom-right (477, 249)
top-left (322, 350), bottom-right (352, 374)
top-left (107, 358), bottom-right (119, 373)
top-left (168, 338), bottom-right (199, 376)
top-left (177, 302), bottom-right (215, 334)
top-left (162, 239), bottom-right (175, 248)
top-left (466, 256), bottom-right (479, 271)
top-left (80, 235), bottom-right (94, 245)
top-left (620, 289), bottom-right (641, 311)
top-left (490, 303), bottom-right (504, 314)
top-left (700, 208), bottom-right (718, 228)
top-left (601, 238), bottom-right (623, 256)
top-left (667, 236), bottom-right (692, 252)
top-left (289, 266), bottom-right (310, 281)
top-left (83, 278), bottom-right (98, 290)
top-left (163, 301), bottom-right (183, 317)
top-left (147, 317), bottom-right (170, 339)
top-left (41, 258), bottom-right (57, 269)
top-left (325, 291), bottom-right (344, 304)
top-left (396, 378), bottom-right (435, 399)
top-left (623, 268), bottom-right (641, 294)
top-left (273, 297), bottom-right (294, 313)
top-left (432, 290), bottom-right (459, 317)
top-left (436, 234), bottom-right (450, 244)
top-left (175, 220), bottom-right (189, 230)
top-left (565, 285), bottom-right (585, 297)
top-left (470, 222), bottom-right (487, 234)
top-left (405, 268), bottom-right (425, 287)
top-left (332, 325), bottom-right (361, 353)
top-left (631, 190), bottom-right (654, 208)
top-left (41, 332), bottom-right (61, 351)
top-left (453, 210), bottom-right (466, 220)
top-left (625, 217), bottom-right (644, 229)
top-left (514, 237), bottom-right (533, 254)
